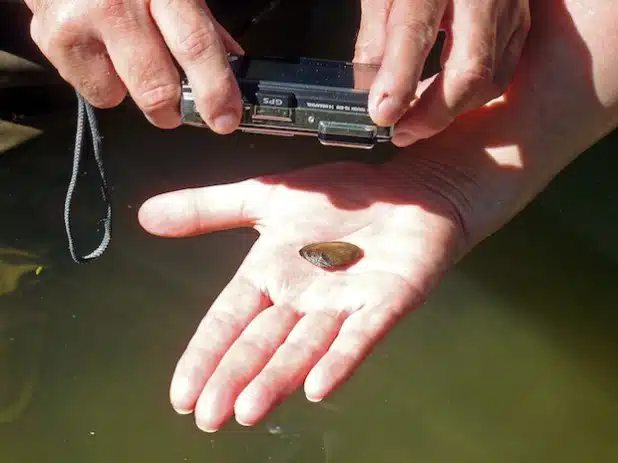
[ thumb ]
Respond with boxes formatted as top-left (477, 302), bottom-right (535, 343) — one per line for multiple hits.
top-left (138, 179), bottom-right (269, 237)
top-left (354, 0), bottom-right (393, 64)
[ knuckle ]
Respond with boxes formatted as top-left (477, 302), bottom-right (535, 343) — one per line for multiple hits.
top-left (353, 41), bottom-right (384, 65)
top-left (391, 18), bottom-right (436, 55)
top-left (175, 26), bottom-right (220, 64)
top-left (460, 60), bottom-right (495, 93)
top-left (97, 0), bottom-right (128, 17)
top-left (134, 82), bottom-right (179, 113)
top-left (44, 7), bottom-right (90, 53)
top-left (33, 2), bottom-right (112, 56)
top-left (96, 0), bottom-right (142, 32)
top-left (236, 335), bottom-right (273, 356)
top-left (48, 20), bottom-right (82, 51)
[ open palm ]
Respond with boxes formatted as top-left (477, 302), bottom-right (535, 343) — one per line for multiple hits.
top-left (138, 159), bottom-right (465, 432)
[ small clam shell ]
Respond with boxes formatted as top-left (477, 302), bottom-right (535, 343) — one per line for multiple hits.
top-left (299, 242), bottom-right (363, 270)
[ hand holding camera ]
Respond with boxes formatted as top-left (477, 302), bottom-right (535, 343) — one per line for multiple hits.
top-left (24, 0), bottom-right (245, 133)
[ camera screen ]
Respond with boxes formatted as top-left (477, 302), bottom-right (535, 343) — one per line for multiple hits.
top-left (240, 57), bottom-right (377, 91)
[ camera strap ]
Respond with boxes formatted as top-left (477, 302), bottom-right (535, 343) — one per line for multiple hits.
top-left (64, 91), bottom-right (112, 264)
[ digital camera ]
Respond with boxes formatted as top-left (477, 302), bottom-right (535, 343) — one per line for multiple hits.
top-left (180, 54), bottom-right (393, 149)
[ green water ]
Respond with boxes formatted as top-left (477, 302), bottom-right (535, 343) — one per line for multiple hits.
top-left (1, 104), bottom-right (617, 462)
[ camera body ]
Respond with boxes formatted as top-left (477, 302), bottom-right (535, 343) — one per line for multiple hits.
top-left (180, 54), bottom-right (393, 149)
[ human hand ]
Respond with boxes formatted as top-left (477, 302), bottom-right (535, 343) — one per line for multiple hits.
top-left (24, 0), bottom-right (244, 133)
top-left (137, 159), bottom-right (468, 431)
top-left (355, 0), bottom-right (531, 146)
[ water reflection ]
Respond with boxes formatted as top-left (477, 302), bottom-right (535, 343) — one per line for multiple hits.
top-left (0, 105), bottom-right (617, 462)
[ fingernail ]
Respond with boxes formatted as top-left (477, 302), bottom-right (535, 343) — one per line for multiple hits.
top-left (306, 394), bottom-right (323, 403)
top-left (196, 415), bottom-right (220, 433)
top-left (234, 390), bottom-right (255, 424)
top-left (212, 110), bottom-right (239, 134)
top-left (170, 378), bottom-right (195, 415)
top-left (373, 95), bottom-right (406, 126)
top-left (304, 374), bottom-right (325, 402)
top-left (198, 425), bottom-right (219, 433)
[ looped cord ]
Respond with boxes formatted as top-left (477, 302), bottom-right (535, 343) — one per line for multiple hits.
top-left (64, 91), bottom-right (112, 264)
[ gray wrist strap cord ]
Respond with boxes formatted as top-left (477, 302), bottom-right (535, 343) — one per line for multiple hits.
top-left (64, 90), bottom-right (112, 264)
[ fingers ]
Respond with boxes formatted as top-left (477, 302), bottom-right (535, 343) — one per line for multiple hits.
top-left (27, 0), bottom-right (242, 132)
top-left (393, 2), bottom-right (530, 147)
top-left (169, 275), bottom-right (270, 414)
top-left (304, 295), bottom-right (406, 401)
top-left (138, 179), bottom-right (270, 237)
top-left (234, 310), bottom-right (342, 425)
top-left (354, 0), bottom-right (393, 65)
top-left (99, 3), bottom-right (182, 128)
top-left (172, 267), bottom-right (416, 431)
top-left (193, 304), bottom-right (300, 432)
top-left (150, 0), bottom-right (244, 134)
top-left (368, 0), bottom-right (447, 127)
top-left (28, 8), bottom-right (127, 108)
top-left (233, 274), bottom-right (415, 427)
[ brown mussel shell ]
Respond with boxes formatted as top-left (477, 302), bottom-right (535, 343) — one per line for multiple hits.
top-left (299, 242), bottom-right (363, 270)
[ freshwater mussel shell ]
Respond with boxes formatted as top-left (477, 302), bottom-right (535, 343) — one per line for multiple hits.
top-left (299, 242), bottom-right (363, 270)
